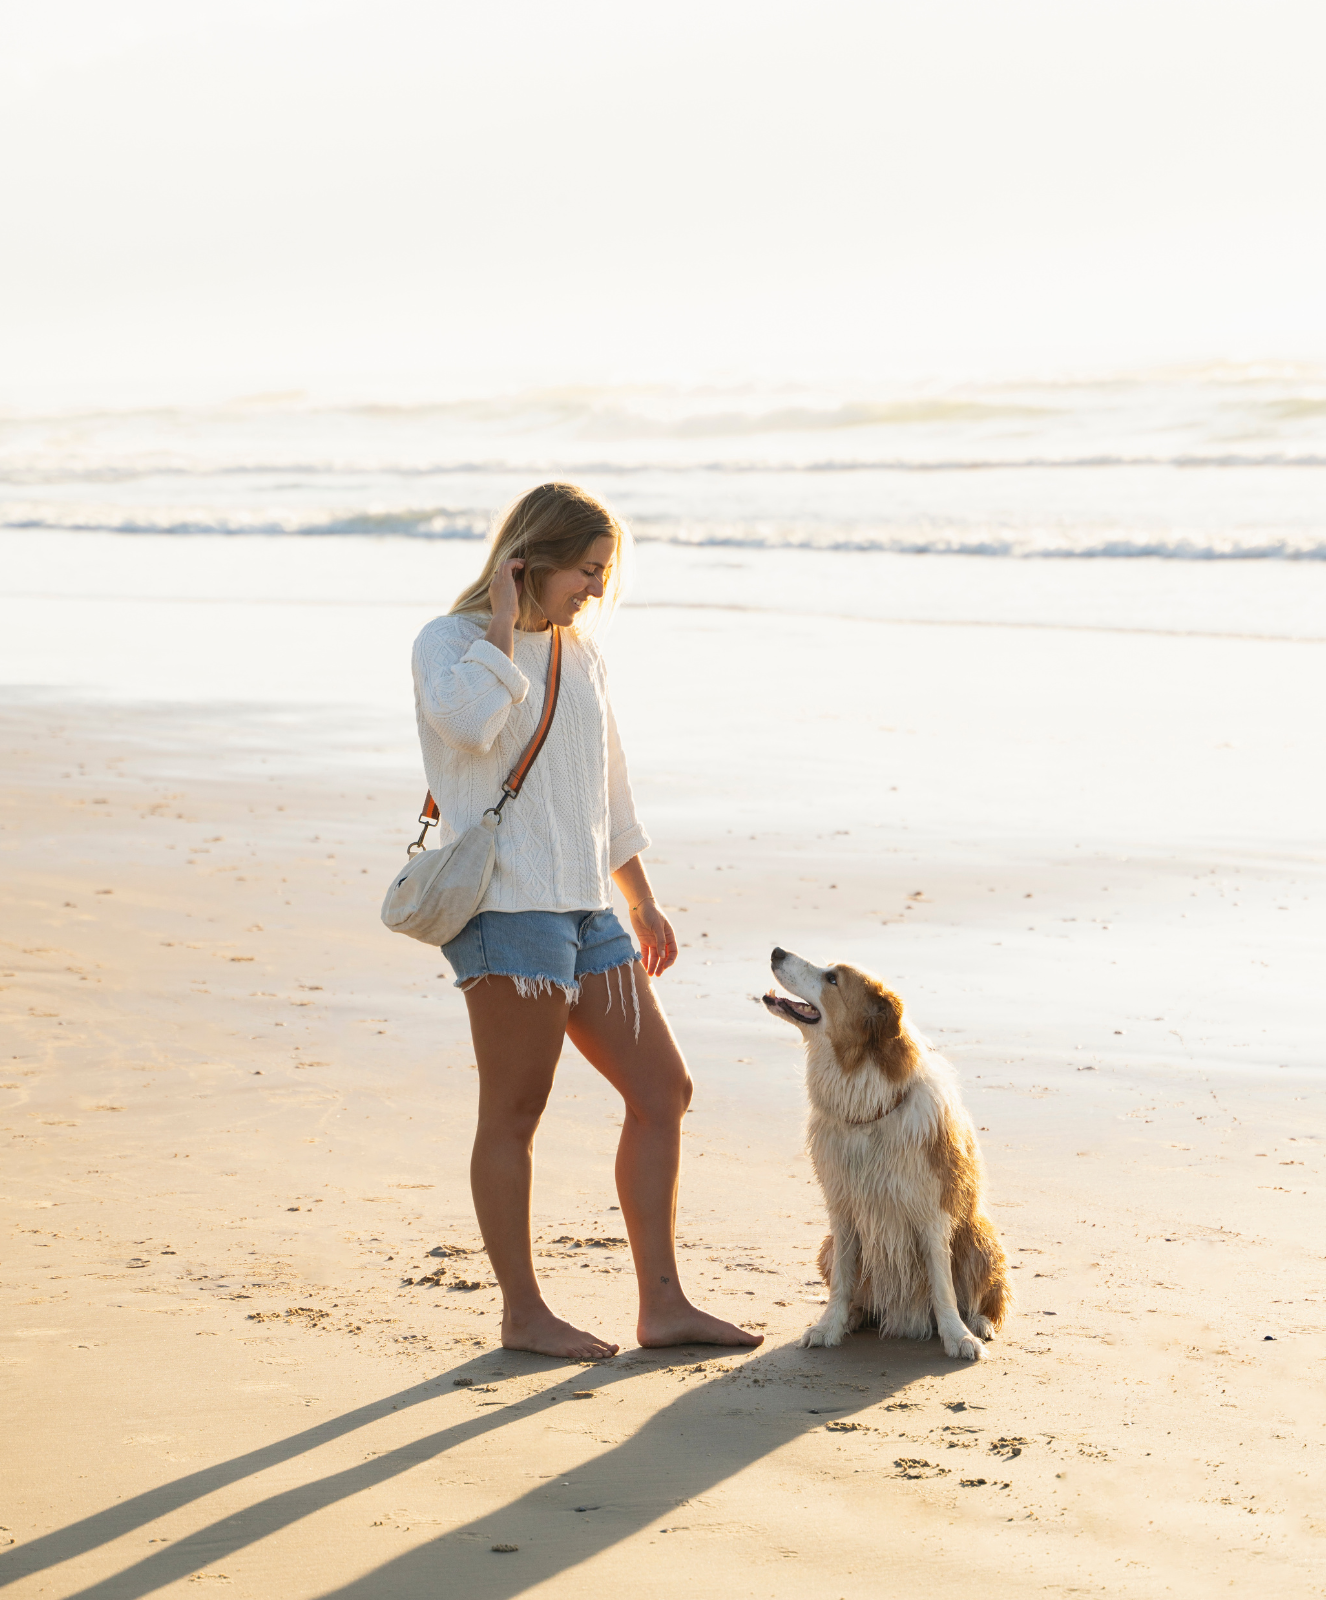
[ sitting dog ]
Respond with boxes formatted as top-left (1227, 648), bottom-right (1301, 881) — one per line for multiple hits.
top-left (763, 947), bottom-right (1009, 1359)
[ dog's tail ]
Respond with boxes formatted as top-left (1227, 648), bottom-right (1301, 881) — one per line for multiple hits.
top-left (816, 1232), bottom-right (834, 1285)
top-left (956, 1211), bottom-right (1012, 1330)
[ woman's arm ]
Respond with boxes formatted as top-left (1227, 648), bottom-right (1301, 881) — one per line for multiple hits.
top-left (599, 677), bottom-right (665, 969)
top-left (413, 558), bottom-right (533, 754)
top-left (604, 696), bottom-right (650, 869)
top-left (413, 624), bottom-right (529, 755)
top-left (613, 855), bottom-right (678, 977)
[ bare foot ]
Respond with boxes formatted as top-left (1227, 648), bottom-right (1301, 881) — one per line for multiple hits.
top-left (501, 1304), bottom-right (618, 1361)
top-left (637, 1302), bottom-right (764, 1349)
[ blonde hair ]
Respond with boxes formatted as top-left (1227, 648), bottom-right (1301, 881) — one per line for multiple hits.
top-left (450, 482), bottom-right (627, 633)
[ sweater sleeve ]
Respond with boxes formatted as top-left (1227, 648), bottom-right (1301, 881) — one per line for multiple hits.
top-left (605, 694), bottom-right (651, 873)
top-left (413, 622), bottom-right (530, 755)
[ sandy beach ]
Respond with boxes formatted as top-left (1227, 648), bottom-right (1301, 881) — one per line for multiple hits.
top-left (3, 532), bottom-right (1324, 1597)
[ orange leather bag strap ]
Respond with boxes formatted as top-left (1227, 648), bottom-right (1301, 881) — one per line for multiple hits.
top-left (411, 626), bottom-right (562, 850)
top-left (499, 622), bottom-right (562, 802)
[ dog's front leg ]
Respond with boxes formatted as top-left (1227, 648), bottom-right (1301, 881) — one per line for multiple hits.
top-left (922, 1223), bottom-right (984, 1361)
top-left (800, 1224), bottom-right (859, 1348)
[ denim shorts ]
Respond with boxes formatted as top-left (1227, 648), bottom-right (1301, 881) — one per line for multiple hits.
top-left (441, 908), bottom-right (639, 1008)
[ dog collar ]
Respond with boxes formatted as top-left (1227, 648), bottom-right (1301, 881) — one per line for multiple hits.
top-left (845, 1088), bottom-right (910, 1125)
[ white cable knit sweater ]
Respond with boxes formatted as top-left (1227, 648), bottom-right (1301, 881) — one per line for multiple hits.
top-left (411, 614), bottom-right (650, 915)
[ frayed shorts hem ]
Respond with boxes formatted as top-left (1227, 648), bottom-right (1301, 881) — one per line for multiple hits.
top-left (443, 908), bottom-right (643, 1039)
top-left (456, 960), bottom-right (642, 1040)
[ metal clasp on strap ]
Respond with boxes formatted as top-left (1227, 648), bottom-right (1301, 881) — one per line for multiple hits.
top-left (408, 793), bottom-right (441, 856)
top-left (483, 787), bottom-right (516, 823)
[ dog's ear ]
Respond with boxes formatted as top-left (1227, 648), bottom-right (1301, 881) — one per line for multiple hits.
top-left (863, 983), bottom-right (903, 1055)
top-left (831, 970), bottom-right (907, 1075)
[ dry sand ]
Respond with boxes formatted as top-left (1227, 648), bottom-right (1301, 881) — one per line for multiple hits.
top-left (3, 555), bottom-right (1325, 1597)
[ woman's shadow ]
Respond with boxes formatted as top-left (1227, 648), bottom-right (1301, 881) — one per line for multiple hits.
top-left (14, 1328), bottom-right (966, 1600)
top-left (317, 1331), bottom-right (969, 1600)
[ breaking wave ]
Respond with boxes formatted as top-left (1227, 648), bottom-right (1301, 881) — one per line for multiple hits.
top-left (3, 367), bottom-right (1323, 559)
top-left (4, 504), bottom-right (1324, 560)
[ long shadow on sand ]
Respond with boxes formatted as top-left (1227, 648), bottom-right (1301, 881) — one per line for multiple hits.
top-left (6, 1335), bottom-right (969, 1600)
top-left (0, 1350), bottom-right (505, 1587)
top-left (0, 1353), bottom-right (490, 1593)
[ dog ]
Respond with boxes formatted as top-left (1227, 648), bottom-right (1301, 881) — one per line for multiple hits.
top-left (763, 947), bottom-right (1010, 1359)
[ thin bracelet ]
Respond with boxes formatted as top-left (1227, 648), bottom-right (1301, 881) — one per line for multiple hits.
top-left (629, 894), bottom-right (656, 913)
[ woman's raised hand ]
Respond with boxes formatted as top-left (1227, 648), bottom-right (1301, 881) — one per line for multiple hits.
top-left (484, 558), bottom-right (524, 659)
top-left (631, 900), bottom-right (678, 977)
top-left (489, 558), bottom-right (524, 624)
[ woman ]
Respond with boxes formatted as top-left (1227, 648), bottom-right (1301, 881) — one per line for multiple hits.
top-left (413, 482), bottom-right (760, 1360)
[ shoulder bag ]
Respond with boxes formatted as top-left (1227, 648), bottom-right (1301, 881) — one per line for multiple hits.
top-left (380, 625), bottom-right (562, 946)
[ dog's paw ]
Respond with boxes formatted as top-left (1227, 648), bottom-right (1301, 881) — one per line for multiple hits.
top-left (966, 1314), bottom-right (996, 1340)
top-left (799, 1320), bottom-right (845, 1349)
top-left (942, 1328), bottom-right (986, 1361)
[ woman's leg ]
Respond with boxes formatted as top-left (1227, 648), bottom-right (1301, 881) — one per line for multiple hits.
top-left (567, 964), bottom-right (762, 1349)
top-left (463, 976), bottom-right (619, 1360)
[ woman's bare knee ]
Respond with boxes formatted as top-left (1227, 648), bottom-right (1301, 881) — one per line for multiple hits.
top-left (622, 1057), bottom-right (692, 1127)
top-left (477, 1085), bottom-right (551, 1144)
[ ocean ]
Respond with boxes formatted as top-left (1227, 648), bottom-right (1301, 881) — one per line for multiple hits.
top-left (3, 366), bottom-right (1324, 560)
top-left (3, 366), bottom-right (1325, 711)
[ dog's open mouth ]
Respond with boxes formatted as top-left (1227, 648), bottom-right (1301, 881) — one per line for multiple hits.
top-left (763, 988), bottom-right (822, 1024)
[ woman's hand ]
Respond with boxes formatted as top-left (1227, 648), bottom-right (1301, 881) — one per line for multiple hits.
top-left (484, 559), bottom-right (524, 658)
top-left (630, 898), bottom-right (678, 977)
top-left (613, 858), bottom-right (675, 977)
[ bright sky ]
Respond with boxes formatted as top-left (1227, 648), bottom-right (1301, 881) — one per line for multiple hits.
top-left (2, 0), bottom-right (1324, 402)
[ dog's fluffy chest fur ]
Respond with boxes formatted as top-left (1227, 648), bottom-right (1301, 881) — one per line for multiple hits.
top-left (805, 1031), bottom-right (960, 1230)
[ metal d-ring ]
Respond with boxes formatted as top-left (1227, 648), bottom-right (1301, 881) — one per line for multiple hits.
top-left (483, 787), bottom-right (516, 823)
